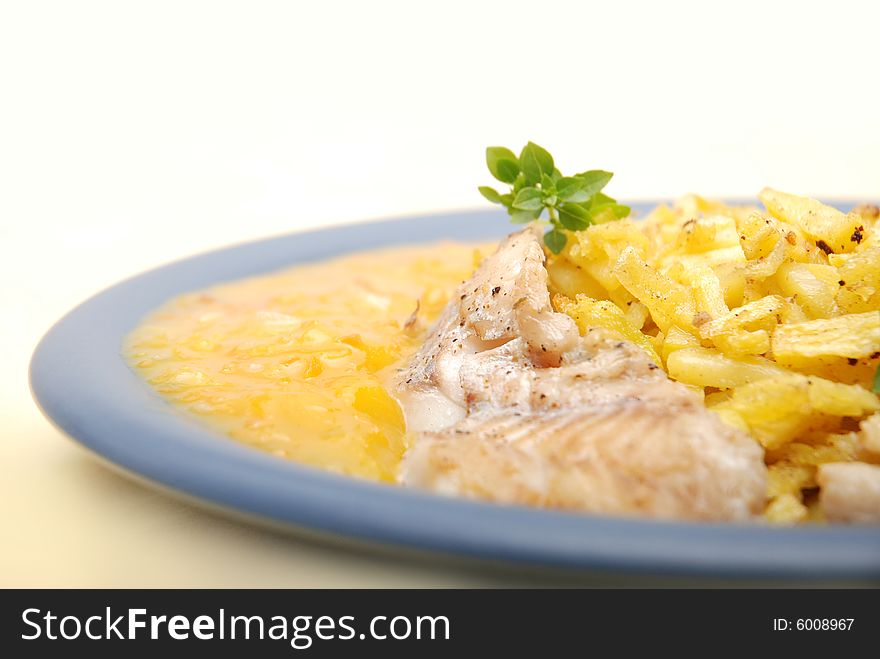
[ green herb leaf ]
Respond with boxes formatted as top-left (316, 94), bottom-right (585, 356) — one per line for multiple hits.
top-left (591, 201), bottom-right (629, 215)
top-left (520, 142), bottom-right (554, 186)
top-left (590, 207), bottom-right (619, 224)
top-left (480, 143), bottom-right (622, 245)
top-left (478, 186), bottom-right (503, 204)
top-left (576, 170), bottom-right (614, 196)
top-left (544, 229), bottom-right (567, 254)
top-left (591, 195), bottom-right (631, 223)
top-left (510, 208), bottom-right (542, 224)
top-left (590, 192), bottom-right (615, 207)
top-left (873, 363), bottom-right (880, 394)
top-left (611, 203), bottom-right (631, 218)
top-left (512, 187), bottom-right (544, 211)
top-left (591, 190), bottom-right (630, 222)
top-left (558, 203), bottom-right (592, 231)
top-left (556, 176), bottom-right (588, 202)
top-left (486, 147), bottom-right (521, 184)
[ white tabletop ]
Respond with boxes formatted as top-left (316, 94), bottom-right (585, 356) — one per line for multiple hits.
top-left (2, 0), bottom-right (878, 587)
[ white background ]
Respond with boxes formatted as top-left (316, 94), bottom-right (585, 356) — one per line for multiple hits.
top-left (1, 0), bottom-right (878, 585)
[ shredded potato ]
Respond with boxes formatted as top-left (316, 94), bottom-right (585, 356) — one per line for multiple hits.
top-left (548, 191), bottom-right (880, 522)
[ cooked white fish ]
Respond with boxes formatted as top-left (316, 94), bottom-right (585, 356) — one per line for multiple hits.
top-left (860, 414), bottom-right (880, 456)
top-left (396, 228), bottom-right (580, 432)
top-left (395, 228), bottom-right (767, 521)
top-left (817, 462), bottom-right (880, 524)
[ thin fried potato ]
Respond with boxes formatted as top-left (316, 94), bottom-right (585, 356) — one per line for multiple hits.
top-left (771, 311), bottom-right (880, 365)
top-left (666, 347), bottom-right (787, 389)
top-left (546, 257), bottom-right (606, 300)
top-left (712, 374), bottom-right (878, 450)
top-left (767, 432), bottom-right (862, 468)
top-left (767, 462), bottom-right (814, 498)
top-left (711, 329), bottom-right (771, 357)
top-left (613, 246), bottom-right (696, 332)
top-left (668, 246), bottom-right (747, 271)
top-left (805, 376), bottom-right (880, 417)
top-left (836, 244), bottom-right (880, 314)
top-left (774, 262), bottom-right (839, 318)
top-left (553, 293), bottom-right (660, 364)
top-left (712, 262), bottom-right (746, 309)
top-left (736, 212), bottom-right (786, 260)
top-left (674, 215), bottom-right (741, 253)
top-left (623, 300), bottom-right (649, 329)
top-left (567, 223), bottom-right (648, 293)
top-left (661, 325), bottom-right (700, 362)
top-left (759, 187), bottom-right (864, 254)
top-left (739, 239), bottom-right (787, 279)
top-left (764, 493), bottom-right (809, 524)
top-left (685, 264), bottom-right (729, 320)
top-left (699, 295), bottom-right (786, 339)
top-left (779, 354), bottom-right (880, 388)
top-left (546, 190), bottom-right (880, 523)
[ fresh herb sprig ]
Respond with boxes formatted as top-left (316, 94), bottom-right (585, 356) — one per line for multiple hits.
top-left (873, 362), bottom-right (880, 394)
top-left (479, 142), bottom-right (629, 253)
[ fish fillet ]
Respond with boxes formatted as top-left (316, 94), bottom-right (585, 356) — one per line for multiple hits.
top-left (395, 228), bottom-right (766, 521)
top-left (817, 463), bottom-right (880, 523)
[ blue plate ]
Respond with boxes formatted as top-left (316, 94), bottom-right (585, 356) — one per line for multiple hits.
top-left (30, 203), bottom-right (880, 579)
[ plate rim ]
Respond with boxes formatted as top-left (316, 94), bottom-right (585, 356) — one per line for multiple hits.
top-left (30, 202), bottom-right (880, 579)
